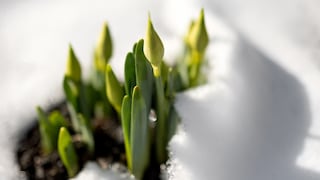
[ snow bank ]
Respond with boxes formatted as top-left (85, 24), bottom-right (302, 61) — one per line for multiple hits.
top-left (167, 1), bottom-right (320, 180)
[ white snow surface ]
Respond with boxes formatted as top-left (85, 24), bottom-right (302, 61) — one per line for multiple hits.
top-left (1, 0), bottom-right (320, 180)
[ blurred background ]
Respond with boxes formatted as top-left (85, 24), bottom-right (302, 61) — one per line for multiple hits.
top-left (1, 0), bottom-right (320, 179)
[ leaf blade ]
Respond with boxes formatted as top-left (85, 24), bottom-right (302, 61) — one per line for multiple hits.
top-left (58, 127), bottom-right (79, 178)
top-left (130, 86), bottom-right (150, 179)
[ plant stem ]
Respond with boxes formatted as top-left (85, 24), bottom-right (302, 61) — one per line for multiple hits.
top-left (154, 75), bottom-right (169, 163)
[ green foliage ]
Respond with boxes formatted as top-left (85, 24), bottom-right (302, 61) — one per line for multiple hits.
top-left (130, 86), bottom-right (151, 179)
top-left (134, 40), bottom-right (154, 111)
top-left (63, 76), bottom-right (81, 132)
top-left (94, 22), bottom-right (113, 72)
top-left (58, 127), bottom-right (79, 178)
top-left (78, 114), bottom-right (95, 154)
top-left (37, 107), bottom-right (67, 154)
top-left (36, 9), bottom-right (209, 179)
top-left (186, 9), bottom-right (209, 53)
top-left (121, 95), bottom-right (132, 170)
top-left (124, 53), bottom-right (136, 96)
top-left (66, 45), bottom-right (82, 83)
top-left (154, 75), bottom-right (169, 163)
top-left (144, 15), bottom-right (164, 76)
top-left (180, 9), bottom-right (209, 88)
top-left (105, 64), bottom-right (125, 115)
top-left (91, 22), bottom-right (114, 119)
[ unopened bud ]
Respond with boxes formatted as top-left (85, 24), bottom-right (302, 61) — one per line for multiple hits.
top-left (66, 45), bottom-right (81, 83)
top-left (144, 15), bottom-right (164, 72)
top-left (187, 9), bottom-right (209, 53)
top-left (95, 22), bottom-right (113, 71)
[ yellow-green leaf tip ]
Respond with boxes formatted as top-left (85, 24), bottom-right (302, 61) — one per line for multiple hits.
top-left (187, 9), bottom-right (209, 53)
top-left (105, 64), bottom-right (124, 114)
top-left (95, 22), bottom-right (113, 71)
top-left (58, 127), bottom-right (79, 177)
top-left (66, 45), bottom-right (82, 82)
top-left (144, 14), bottom-right (164, 70)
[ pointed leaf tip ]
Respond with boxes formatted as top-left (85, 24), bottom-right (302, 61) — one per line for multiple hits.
top-left (144, 15), bottom-right (164, 72)
top-left (187, 9), bottom-right (209, 53)
top-left (95, 22), bottom-right (113, 71)
top-left (105, 64), bottom-right (124, 114)
top-left (66, 45), bottom-right (82, 82)
top-left (58, 127), bottom-right (79, 177)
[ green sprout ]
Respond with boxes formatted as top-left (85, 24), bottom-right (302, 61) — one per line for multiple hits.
top-left (94, 22), bottom-right (113, 72)
top-left (58, 127), bottom-right (79, 178)
top-left (91, 22), bottom-right (114, 119)
top-left (78, 114), bottom-right (95, 155)
top-left (34, 9), bottom-right (209, 179)
top-left (144, 16), bottom-right (170, 163)
top-left (37, 107), bottom-right (67, 154)
top-left (180, 9), bottom-right (209, 88)
top-left (63, 76), bottom-right (80, 131)
top-left (66, 45), bottom-right (82, 83)
top-left (134, 40), bottom-right (154, 111)
top-left (144, 15), bottom-right (164, 76)
top-left (105, 64), bottom-right (125, 115)
top-left (186, 9), bottom-right (209, 54)
top-left (121, 95), bottom-right (132, 170)
top-left (130, 86), bottom-right (151, 180)
top-left (124, 52), bottom-right (136, 97)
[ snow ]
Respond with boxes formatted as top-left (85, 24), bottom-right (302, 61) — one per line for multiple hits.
top-left (72, 162), bottom-right (132, 180)
top-left (1, 0), bottom-right (320, 180)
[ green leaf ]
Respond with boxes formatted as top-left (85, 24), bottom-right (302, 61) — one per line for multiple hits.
top-left (161, 61), bottom-right (169, 84)
top-left (167, 106), bottom-right (180, 143)
top-left (90, 67), bottom-right (114, 118)
top-left (94, 22), bottom-right (113, 72)
top-left (63, 76), bottom-right (79, 111)
top-left (67, 102), bottom-right (80, 132)
top-left (176, 55), bottom-right (190, 89)
top-left (78, 114), bottom-right (94, 155)
top-left (63, 76), bottom-right (81, 131)
top-left (48, 111), bottom-right (68, 128)
top-left (144, 15), bottom-right (164, 75)
top-left (90, 68), bottom-right (105, 91)
top-left (154, 76), bottom-right (169, 163)
top-left (131, 86), bottom-right (150, 179)
top-left (121, 95), bottom-right (132, 170)
top-left (66, 45), bottom-right (82, 83)
top-left (105, 64), bottom-right (125, 115)
top-left (78, 83), bottom-right (93, 119)
top-left (132, 42), bottom-right (138, 54)
top-left (36, 108), bottom-right (67, 154)
top-left (134, 39), bottom-right (154, 111)
top-left (124, 52), bottom-right (136, 96)
top-left (165, 68), bottom-right (177, 99)
top-left (37, 107), bottom-right (55, 154)
top-left (58, 127), bottom-right (79, 178)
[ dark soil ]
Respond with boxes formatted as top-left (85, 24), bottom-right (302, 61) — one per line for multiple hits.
top-left (16, 102), bottom-right (161, 180)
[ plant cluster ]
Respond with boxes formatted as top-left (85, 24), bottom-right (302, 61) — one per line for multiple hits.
top-left (36, 9), bottom-right (209, 179)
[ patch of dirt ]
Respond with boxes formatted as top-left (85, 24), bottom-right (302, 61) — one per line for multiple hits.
top-left (16, 102), bottom-right (161, 180)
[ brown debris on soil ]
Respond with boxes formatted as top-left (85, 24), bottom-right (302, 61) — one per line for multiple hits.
top-left (16, 102), bottom-right (161, 180)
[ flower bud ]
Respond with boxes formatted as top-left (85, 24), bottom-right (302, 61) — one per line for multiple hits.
top-left (105, 64), bottom-right (124, 114)
top-left (66, 45), bottom-right (81, 83)
top-left (187, 9), bottom-right (209, 53)
top-left (95, 22), bottom-right (113, 71)
top-left (144, 15), bottom-right (164, 72)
